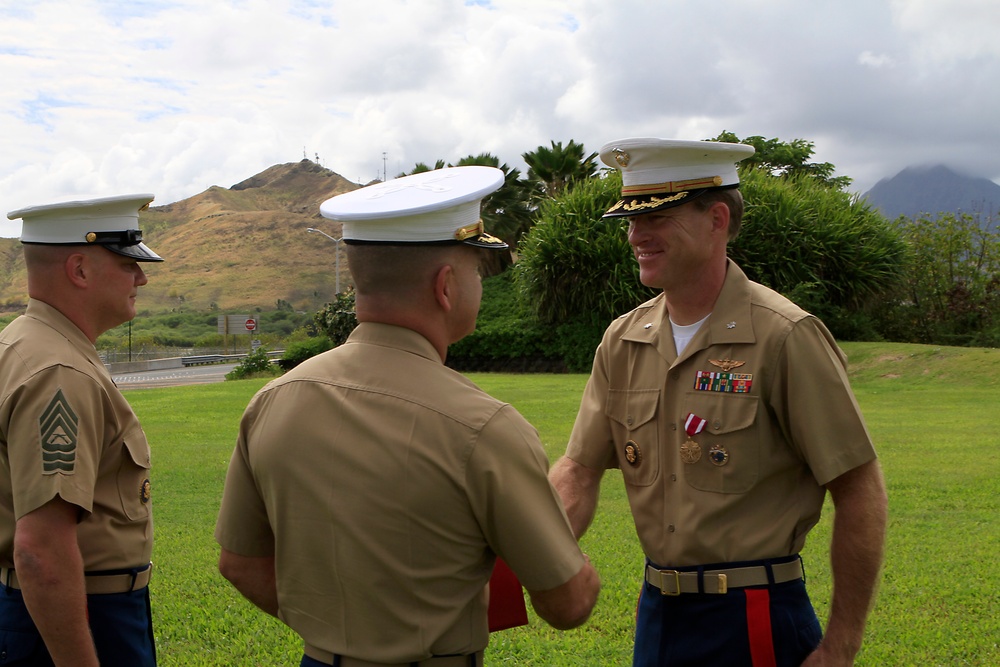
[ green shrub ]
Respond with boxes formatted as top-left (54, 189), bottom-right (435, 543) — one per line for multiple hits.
top-left (515, 166), bottom-right (908, 344)
top-left (447, 272), bottom-right (604, 373)
top-left (279, 336), bottom-right (333, 370)
top-left (731, 169), bottom-right (908, 325)
top-left (314, 288), bottom-right (358, 345)
top-left (868, 212), bottom-right (1000, 346)
top-left (514, 171), bottom-right (656, 327)
top-left (225, 347), bottom-right (279, 380)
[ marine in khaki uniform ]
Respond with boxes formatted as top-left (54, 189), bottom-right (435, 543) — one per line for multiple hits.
top-left (215, 166), bottom-right (600, 667)
top-left (550, 139), bottom-right (889, 667)
top-left (0, 194), bottom-right (162, 666)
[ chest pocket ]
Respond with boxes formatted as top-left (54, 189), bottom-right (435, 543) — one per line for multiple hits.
top-left (605, 389), bottom-right (660, 487)
top-left (682, 393), bottom-right (759, 494)
top-left (117, 425), bottom-right (151, 521)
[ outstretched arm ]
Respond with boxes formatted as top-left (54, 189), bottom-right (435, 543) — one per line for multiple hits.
top-left (549, 456), bottom-right (605, 540)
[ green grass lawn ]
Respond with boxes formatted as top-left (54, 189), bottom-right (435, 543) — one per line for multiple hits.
top-left (127, 341), bottom-right (1000, 666)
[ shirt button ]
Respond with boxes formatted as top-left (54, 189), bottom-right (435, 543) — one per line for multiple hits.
top-left (668, 525), bottom-right (676, 532)
top-left (670, 370), bottom-right (680, 381)
top-left (627, 416), bottom-right (634, 426)
top-left (670, 422), bottom-right (677, 430)
top-left (671, 474), bottom-right (677, 482)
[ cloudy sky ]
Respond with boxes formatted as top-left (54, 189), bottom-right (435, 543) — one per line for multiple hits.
top-left (2, 0), bottom-right (998, 237)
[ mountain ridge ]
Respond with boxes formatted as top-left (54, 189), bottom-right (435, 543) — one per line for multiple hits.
top-left (862, 164), bottom-right (1000, 221)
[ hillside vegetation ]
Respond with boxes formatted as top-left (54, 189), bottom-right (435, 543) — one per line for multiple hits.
top-left (0, 160), bottom-right (360, 315)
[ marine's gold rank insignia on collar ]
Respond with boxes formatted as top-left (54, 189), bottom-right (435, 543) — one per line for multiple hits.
top-left (709, 358), bottom-right (746, 372)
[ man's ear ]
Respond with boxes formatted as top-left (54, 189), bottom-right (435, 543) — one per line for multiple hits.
top-left (64, 252), bottom-right (90, 289)
top-left (433, 263), bottom-right (455, 313)
top-left (708, 201), bottom-right (731, 234)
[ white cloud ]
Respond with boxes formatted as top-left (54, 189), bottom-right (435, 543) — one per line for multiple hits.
top-left (858, 51), bottom-right (896, 69)
top-left (2, 0), bottom-right (1000, 238)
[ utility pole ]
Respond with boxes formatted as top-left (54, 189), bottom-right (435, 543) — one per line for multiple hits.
top-left (306, 228), bottom-right (344, 294)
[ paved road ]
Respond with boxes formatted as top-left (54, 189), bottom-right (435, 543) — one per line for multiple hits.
top-left (113, 363), bottom-right (239, 389)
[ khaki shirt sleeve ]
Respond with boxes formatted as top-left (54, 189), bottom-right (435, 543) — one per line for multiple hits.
top-left (566, 339), bottom-right (619, 471)
top-left (772, 318), bottom-right (878, 486)
top-left (7, 366), bottom-right (105, 520)
top-left (215, 397), bottom-right (275, 557)
top-left (467, 405), bottom-right (585, 592)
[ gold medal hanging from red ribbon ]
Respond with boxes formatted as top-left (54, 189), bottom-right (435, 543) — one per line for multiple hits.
top-left (681, 412), bottom-right (707, 464)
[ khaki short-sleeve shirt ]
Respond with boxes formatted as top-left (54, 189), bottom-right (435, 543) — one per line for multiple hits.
top-left (0, 300), bottom-right (153, 571)
top-left (216, 323), bottom-right (584, 663)
top-left (567, 261), bottom-right (877, 566)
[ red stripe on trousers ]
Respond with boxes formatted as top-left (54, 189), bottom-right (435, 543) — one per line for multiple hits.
top-left (745, 588), bottom-right (777, 667)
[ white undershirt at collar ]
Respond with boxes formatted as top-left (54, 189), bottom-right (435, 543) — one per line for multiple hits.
top-left (669, 313), bottom-right (711, 356)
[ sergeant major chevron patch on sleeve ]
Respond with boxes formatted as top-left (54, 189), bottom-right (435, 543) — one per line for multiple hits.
top-left (39, 389), bottom-right (79, 474)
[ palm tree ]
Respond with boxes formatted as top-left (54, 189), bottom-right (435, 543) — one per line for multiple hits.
top-left (522, 140), bottom-right (599, 198)
top-left (398, 159), bottom-right (446, 177)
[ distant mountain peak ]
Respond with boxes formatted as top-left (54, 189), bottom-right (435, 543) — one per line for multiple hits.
top-left (230, 158), bottom-right (338, 191)
top-left (864, 164), bottom-right (1000, 220)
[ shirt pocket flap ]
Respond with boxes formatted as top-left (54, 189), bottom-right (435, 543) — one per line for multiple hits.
top-left (122, 427), bottom-right (151, 470)
top-left (118, 426), bottom-right (151, 521)
top-left (605, 389), bottom-right (660, 429)
top-left (687, 393), bottom-right (758, 435)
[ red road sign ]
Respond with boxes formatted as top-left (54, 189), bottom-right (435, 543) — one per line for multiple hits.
top-left (245, 318), bottom-right (257, 331)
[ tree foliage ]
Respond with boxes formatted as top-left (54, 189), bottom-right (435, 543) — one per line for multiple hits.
top-left (871, 212), bottom-right (1000, 346)
top-left (225, 346), bottom-right (278, 380)
top-left (314, 287), bottom-right (358, 345)
top-left (713, 131), bottom-right (852, 191)
top-left (514, 171), bottom-right (656, 327)
top-left (522, 140), bottom-right (599, 199)
top-left (399, 159), bottom-right (447, 176)
top-left (399, 153), bottom-right (536, 251)
top-left (302, 133), bottom-right (1000, 373)
top-left (730, 168), bottom-right (908, 337)
top-left (453, 153), bottom-right (536, 248)
top-left (516, 151), bottom-right (908, 342)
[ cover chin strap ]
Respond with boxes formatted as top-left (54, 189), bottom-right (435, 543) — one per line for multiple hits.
top-left (85, 229), bottom-right (145, 246)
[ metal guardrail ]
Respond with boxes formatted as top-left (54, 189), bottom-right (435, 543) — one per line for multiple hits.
top-left (180, 351), bottom-right (283, 367)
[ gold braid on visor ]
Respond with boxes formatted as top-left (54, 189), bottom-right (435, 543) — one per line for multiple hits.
top-left (620, 175), bottom-right (724, 197)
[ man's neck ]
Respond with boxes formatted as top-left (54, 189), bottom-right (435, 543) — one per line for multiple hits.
top-left (663, 260), bottom-right (728, 325)
top-left (355, 299), bottom-right (450, 363)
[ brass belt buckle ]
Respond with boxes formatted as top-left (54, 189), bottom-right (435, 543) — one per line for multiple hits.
top-left (659, 570), bottom-right (681, 596)
top-left (717, 573), bottom-right (728, 594)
